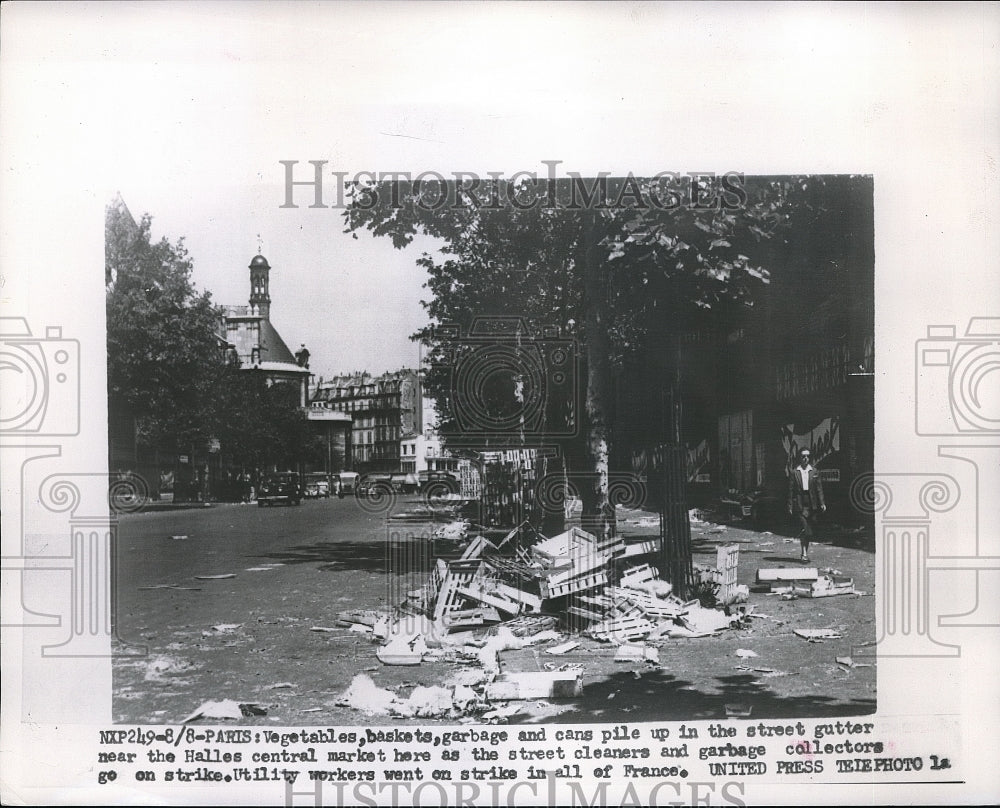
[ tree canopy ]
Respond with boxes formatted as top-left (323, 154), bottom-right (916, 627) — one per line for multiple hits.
top-left (343, 174), bottom-right (864, 540)
top-left (106, 208), bottom-right (225, 454)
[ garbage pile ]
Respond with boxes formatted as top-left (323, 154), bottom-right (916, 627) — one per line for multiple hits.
top-left (410, 525), bottom-right (753, 641)
top-left (334, 524), bottom-right (760, 718)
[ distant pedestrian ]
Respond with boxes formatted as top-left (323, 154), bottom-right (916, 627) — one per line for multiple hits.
top-left (787, 449), bottom-right (825, 562)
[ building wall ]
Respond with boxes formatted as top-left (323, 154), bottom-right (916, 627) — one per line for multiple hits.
top-left (312, 369), bottom-right (422, 474)
top-left (224, 311), bottom-right (261, 366)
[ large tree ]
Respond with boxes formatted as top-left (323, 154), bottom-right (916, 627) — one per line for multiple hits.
top-left (106, 206), bottom-right (226, 456)
top-left (345, 175), bottom-right (805, 549)
top-left (214, 368), bottom-right (320, 473)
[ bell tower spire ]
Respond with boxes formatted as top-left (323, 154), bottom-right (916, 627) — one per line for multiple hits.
top-left (249, 253), bottom-right (271, 319)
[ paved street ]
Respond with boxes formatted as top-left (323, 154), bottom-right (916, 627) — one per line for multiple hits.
top-left (113, 498), bottom-right (876, 725)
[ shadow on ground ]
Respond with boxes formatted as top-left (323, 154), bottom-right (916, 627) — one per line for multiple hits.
top-left (511, 669), bottom-right (876, 724)
top-left (253, 540), bottom-right (437, 574)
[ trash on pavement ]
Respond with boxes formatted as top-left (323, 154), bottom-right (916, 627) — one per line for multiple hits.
top-left (376, 633), bottom-right (429, 666)
top-left (545, 641), bottom-right (580, 655)
top-left (757, 567), bottom-right (819, 582)
top-left (210, 623), bottom-right (242, 634)
top-left (481, 704), bottom-right (524, 722)
top-left (798, 575), bottom-right (856, 598)
top-left (194, 573), bottom-right (236, 580)
top-left (485, 670), bottom-right (583, 700)
top-left (183, 700), bottom-right (267, 723)
top-left (337, 674), bottom-right (399, 715)
top-left (836, 656), bottom-right (873, 669)
top-left (614, 643), bottom-right (659, 664)
top-left (794, 628), bottom-right (843, 642)
top-left (138, 584), bottom-right (202, 591)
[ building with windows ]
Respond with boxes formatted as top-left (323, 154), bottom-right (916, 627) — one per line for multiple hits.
top-left (311, 369), bottom-right (422, 474)
top-left (399, 433), bottom-right (459, 475)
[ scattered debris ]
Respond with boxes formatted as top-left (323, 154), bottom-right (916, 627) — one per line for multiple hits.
top-left (337, 675), bottom-right (398, 715)
top-left (836, 656), bottom-right (873, 669)
top-left (794, 628), bottom-right (843, 642)
top-left (183, 700), bottom-right (267, 723)
top-left (403, 685), bottom-right (457, 717)
top-left (799, 575), bottom-right (856, 598)
top-left (725, 703), bottom-right (753, 718)
top-left (614, 643), bottom-right (660, 664)
top-left (485, 670), bottom-right (583, 700)
top-left (757, 567), bottom-right (819, 582)
top-left (331, 516), bottom-right (866, 720)
top-left (336, 675), bottom-right (487, 718)
top-left (210, 624), bottom-right (242, 634)
top-left (545, 641), bottom-right (580, 655)
top-left (194, 574), bottom-right (236, 580)
top-left (309, 626), bottom-right (339, 633)
top-left (376, 633), bottom-right (428, 666)
top-left (142, 655), bottom-right (193, 682)
top-left (170, 535), bottom-right (188, 541)
top-left (138, 584), bottom-right (201, 591)
top-left (267, 682), bottom-right (295, 690)
top-left (480, 704), bottom-right (523, 722)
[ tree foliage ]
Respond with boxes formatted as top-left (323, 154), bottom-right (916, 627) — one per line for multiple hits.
top-left (106, 209), bottom-right (225, 454)
top-left (215, 370), bottom-right (319, 471)
top-left (343, 174), bottom-right (862, 540)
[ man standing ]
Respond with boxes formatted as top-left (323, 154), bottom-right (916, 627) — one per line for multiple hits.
top-left (787, 449), bottom-right (826, 562)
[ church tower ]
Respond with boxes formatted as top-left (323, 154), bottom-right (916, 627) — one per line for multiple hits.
top-left (249, 254), bottom-right (271, 318)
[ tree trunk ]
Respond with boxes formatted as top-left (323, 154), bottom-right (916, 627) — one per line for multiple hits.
top-left (580, 214), bottom-right (615, 542)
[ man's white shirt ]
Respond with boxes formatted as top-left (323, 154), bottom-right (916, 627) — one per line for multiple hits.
top-left (798, 465), bottom-right (811, 491)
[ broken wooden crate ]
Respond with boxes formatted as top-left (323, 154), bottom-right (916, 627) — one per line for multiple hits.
top-left (794, 575), bottom-right (856, 598)
top-left (753, 566), bottom-right (819, 593)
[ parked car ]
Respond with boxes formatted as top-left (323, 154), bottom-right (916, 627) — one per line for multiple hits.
top-left (303, 472), bottom-right (331, 498)
top-left (390, 472), bottom-right (419, 494)
top-left (338, 472), bottom-right (359, 494)
top-left (357, 473), bottom-right (394, 498)
top-left (257, 472), bottom-right (303, 506)
top-left (418, 470), bottom-right (459, 495)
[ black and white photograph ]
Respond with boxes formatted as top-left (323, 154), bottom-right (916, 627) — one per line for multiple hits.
top-left (106, 174), bottom-right (877, 731)
top-left (2, 3), bottom-right (998, 806)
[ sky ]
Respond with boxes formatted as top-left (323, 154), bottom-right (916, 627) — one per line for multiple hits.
top-left (76, 0), bottom-right (922, 383)
top-left (120, 180), bottom-right (438, 381)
